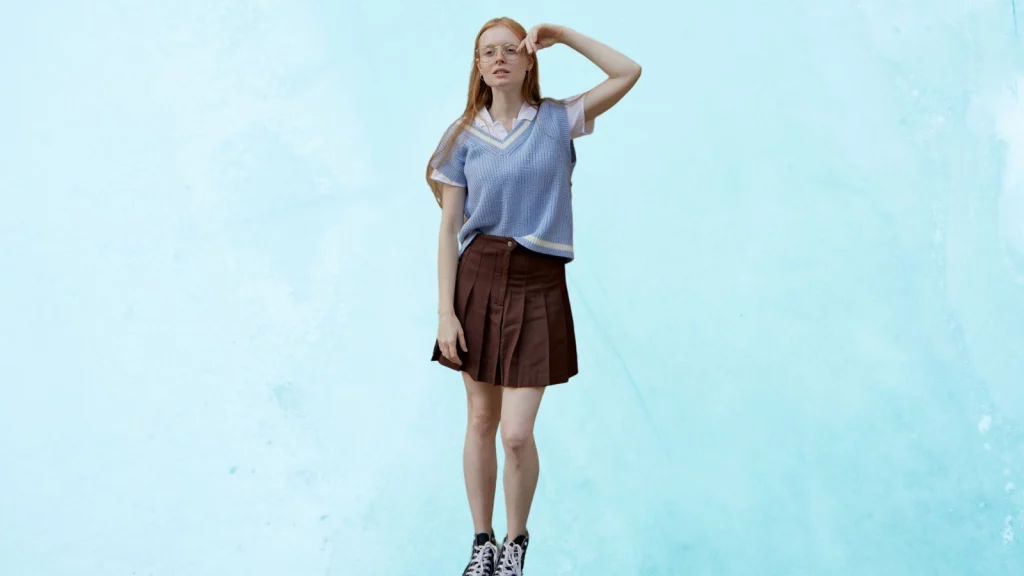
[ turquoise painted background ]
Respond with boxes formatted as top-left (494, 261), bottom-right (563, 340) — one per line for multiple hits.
top-left (2, 1), bottom-right (1023, 574)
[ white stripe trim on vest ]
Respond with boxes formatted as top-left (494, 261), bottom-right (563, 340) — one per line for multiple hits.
top-left (468, 120), bottom-right (532, 149)
top-left (522, 234), bottom-right (573, 252)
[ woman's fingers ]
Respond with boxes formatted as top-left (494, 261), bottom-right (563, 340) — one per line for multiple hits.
top-left (439, 318), bottom-right (465, 364)
top-left (445, 338), bottom-right (461, 365)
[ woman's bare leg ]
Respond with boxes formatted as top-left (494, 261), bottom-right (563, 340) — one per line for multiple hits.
top-left (462, 372), bottom-right (503, 535)
top-left (499, 386), bottom-right (545, 539)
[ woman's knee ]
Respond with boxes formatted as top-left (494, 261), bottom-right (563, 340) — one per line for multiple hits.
top-left (465, 376), bottom-right (502, 437)
top-left (500, 424), bottom-right (533, 454)
top-left (468, 405), bottom-right (500, 436)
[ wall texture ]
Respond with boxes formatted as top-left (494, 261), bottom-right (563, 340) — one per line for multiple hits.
top-left (1, 1), bottom-right (1022, 574)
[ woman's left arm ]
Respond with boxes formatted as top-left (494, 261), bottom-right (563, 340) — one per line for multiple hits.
top-left (524, 25), bottom-right (642, 123)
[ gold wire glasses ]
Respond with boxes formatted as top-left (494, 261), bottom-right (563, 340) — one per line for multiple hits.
top-left (478, 42), bottom-right (521, 63)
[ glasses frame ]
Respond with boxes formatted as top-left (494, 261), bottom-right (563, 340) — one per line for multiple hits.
top-left (477, 42), bottom-right (521, 63)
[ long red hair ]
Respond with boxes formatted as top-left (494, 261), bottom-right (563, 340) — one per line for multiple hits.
top-left (425, 17), bottom-right (548, 208)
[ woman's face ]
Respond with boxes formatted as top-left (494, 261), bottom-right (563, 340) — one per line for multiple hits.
top-left (476, 25), bottom-right (531, 91)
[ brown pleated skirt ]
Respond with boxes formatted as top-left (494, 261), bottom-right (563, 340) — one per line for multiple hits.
top-left (431, 234), bottom-right (578, 388)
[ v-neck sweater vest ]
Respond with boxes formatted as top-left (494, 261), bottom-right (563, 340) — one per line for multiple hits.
top-left (432, 99), bottom-right (577, 261)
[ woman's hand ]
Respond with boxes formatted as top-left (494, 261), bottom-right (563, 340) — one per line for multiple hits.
top-left (519, 23), bottom-right (565, 55)
top-left (438, 312), bottom-right (468, 365)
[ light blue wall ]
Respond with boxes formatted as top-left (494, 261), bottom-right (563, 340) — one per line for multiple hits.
top-left (2, 1), bottom-right (1022, 574)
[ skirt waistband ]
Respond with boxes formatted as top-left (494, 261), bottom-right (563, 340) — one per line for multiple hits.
top-left (467, 234), bottom-right (569, 263)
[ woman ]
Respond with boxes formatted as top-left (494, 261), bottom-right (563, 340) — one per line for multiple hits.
top-left (427, 17), bottom-right (641, 576)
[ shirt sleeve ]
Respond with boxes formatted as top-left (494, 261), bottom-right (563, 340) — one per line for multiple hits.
top-left (429, 122), bottom-right (469, 187)
top-left (430, 168), bottom-right (462, 186)
top-left (565, 93), bottom-right (594, 139)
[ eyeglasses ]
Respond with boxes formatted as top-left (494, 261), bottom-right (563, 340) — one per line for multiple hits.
top-left (478, 43), bottom-right (521, 63)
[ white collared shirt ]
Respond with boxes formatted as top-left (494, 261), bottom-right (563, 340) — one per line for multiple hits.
top-left (430, 93), bottom-right (593, 186)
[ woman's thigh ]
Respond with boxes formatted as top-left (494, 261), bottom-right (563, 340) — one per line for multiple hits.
top-left (463, 372), bottom-right (503, 425)
top-left (499, 386), bottom-right (545, 440)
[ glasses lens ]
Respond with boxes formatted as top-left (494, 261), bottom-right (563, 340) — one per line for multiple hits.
top-left (480, 44), bottom-right (520, 62)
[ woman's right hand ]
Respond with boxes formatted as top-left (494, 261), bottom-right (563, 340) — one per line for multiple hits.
top-left (438, 312), bottom-right (468, 365)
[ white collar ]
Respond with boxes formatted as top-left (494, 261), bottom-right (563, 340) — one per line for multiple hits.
top-left (475, 101), bottom-right (538, 128)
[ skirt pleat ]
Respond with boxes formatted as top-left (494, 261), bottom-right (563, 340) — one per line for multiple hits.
top-left (478, 288), bottom-right (498, 385)
top-left (453, 245), bottom-right (480, 321)
top-left (499, 249), bottom-right (526, 386)
top-left (539, 284), bottom-right (557, 383)
top-left (431, 234), bottom-right (578, 388)
top-left (468, 245), bottom-right (491, 368)
top-left (519, 287), bottom-right (551, 386)
top-left (558, 270), bottom-right (578, 378)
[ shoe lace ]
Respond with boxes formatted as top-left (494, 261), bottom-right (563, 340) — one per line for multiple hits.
top-left (464, 542), bottom-right (496, 576)
top-left (496, 541), bottom-right (524, 576)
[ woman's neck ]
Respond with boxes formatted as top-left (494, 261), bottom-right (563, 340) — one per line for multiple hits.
top-left (488, 89), bottom-right (524, 128)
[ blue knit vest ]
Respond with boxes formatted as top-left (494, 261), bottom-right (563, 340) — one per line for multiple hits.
top-left (433, 99), bottom-right (577, 261)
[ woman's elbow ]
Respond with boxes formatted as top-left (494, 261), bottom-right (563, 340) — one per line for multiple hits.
top-left (629, 63), bottom-right (642, 83)
top-left (439, 214), bottom-right (462, 237)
